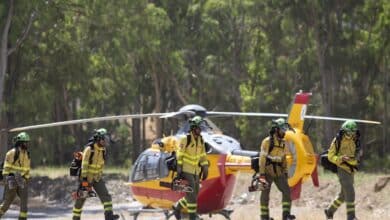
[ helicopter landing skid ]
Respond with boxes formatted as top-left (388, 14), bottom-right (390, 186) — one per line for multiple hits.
top-left (127, 207), bottom-right (170, 220)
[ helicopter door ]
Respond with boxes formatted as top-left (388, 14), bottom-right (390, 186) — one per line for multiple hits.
top-left (130, 150), bottom-right (170, 182)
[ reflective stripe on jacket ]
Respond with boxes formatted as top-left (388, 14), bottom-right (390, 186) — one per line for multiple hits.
top-left (176, 133), bottom-right (208, 175)
top-left (259, 135), bottom-right (288, 177)
top-left (3, 148), bottom-right (31, 179)
top-left (81, 143), bottom-right (105, 182)
top-left (328, 136), bottom-right (358, 173)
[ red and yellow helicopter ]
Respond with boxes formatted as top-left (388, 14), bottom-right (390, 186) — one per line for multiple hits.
top-left (9, 91), bottom-right (380, 219)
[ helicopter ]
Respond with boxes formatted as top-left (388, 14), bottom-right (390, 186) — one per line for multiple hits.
top-left (8, 91), bottom-right (380, 219)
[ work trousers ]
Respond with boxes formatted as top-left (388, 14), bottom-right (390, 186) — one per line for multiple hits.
top-left (72, 179), bottom-right (113, 220)
top-left (175, 172), bottom-right (200, 219)
top-left (326, 167), bottom-right (356, 219)
top-left (260, 174), bottom-right (291, 220)
top-left (0, 182), bottom-right (28, 220)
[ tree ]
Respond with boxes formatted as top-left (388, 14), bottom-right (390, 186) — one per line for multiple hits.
top-left (0, 0), bottom-right (35, 159)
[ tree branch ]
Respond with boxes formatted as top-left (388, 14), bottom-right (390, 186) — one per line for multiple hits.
top-left (7, 9), bottom-right (36, 56)
top-left (171, 74), bottom-right (188, 105)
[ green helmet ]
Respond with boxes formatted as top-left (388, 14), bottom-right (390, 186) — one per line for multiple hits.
top-left (189, 116), bottom-right (203, 128)
top-left (272, 118), bottom-right (289, 131)
top-left (94, 128), bottom-right (108, 140)
top-left (14, 132), bottom-right (30, 143)
top-left (341, 120), bottom-right (357, 132)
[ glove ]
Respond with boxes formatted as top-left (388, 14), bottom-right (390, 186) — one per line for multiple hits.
top-left (259, 174), bottom-right (268, 184)
top-left (258, 174), bottom-right (269, 190)
top-left (201, 166), bottom-right (208, 181)
top-left (176, 166), bottom-right (183, 179)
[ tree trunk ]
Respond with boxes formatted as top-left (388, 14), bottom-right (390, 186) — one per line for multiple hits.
top-left (131, 94), bottom-right (141, 163)
top-left (315, 30), bottom-right (334, 146)
top-left (151, 67), bottom-right (162, 138)
top-left (384, 58), bottom-right (389, 155)
top-left (0, 0), bottom-right (14, 160)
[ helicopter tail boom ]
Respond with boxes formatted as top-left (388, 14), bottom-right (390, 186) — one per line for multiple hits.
top-left (287, 92), bottom-right (311, 130)
top-left (224, 154), bottom-right (254, 173)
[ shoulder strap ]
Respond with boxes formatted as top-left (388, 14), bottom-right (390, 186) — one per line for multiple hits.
top-left (185, 134), bottom-right (191, 148)
top-left (13, 148), bottom-right (20, 164)
top-left (268, 136), bottom-right (274, 154)
top-left (335, 130), bottom-right (343, 154)
top-left (89, 145), bottom-right (95, 164)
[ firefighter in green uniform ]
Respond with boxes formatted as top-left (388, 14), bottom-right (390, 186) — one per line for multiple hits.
top-left (258, 118), bottom-right (295, 220)
top-left (325, 120), bottom-right (360, 220)
top-left (172, 116), bottom-right (209, 220)
top-left (72, 128), bottom-right (119, 220)
top-left (0, 132), bottom-right (31, 220)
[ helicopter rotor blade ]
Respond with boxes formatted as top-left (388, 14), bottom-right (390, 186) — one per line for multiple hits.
top-left (304, 115), bottom-right (381, 124)
top-left (9, 113), bottom-right (167, 132)
top-left (206, 111), bottom-right (380, 125)
top-left (206, 112), bottom-right (288, 118)
top-left (160, 111), bottom-right (196, 119)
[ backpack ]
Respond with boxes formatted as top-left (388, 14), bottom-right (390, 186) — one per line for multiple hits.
top-left (69, 143), bottom-right (106, 177)
top-left (320, 130), bottom-right (360, 173)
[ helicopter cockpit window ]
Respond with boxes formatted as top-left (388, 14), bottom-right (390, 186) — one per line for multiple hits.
top-left (130, 150), bottom-right (170, 182)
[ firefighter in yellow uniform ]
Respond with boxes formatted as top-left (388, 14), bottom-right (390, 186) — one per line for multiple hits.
top-left (72, 128), bottom-right (119, 220)
top-left (325, 120), bottom-right (359, 220)
top-left (173, 116), bottom-right (209, 220)
top-left (258, 118), bottom-right (295, 220)
top-left (0, 132), bottom-right (31, 220)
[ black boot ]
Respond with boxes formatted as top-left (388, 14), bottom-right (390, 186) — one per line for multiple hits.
top-left (189, 213), bottom-right (201, 220)
top-left (324, 209), bottom-right (333, 219)
top-left (347, 214), bottom-right (358, 220)
top-left (172, 205), bottom-right (181, 220)
top-left (18, 218), bottom-right (27, 220)
top-left (104, 211), bottom-right (120, 220)
top-left (282, 212), bottom-right (296, 220)
top-left (72, 217), bottom-right (81, 220)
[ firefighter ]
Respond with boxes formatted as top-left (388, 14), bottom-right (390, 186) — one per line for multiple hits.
top-left (325, 120), bottom-right (360, 220)
top-left (258, 118), bottom-right (295, 220)
top-left (0, 132), bottom-right (31, 220)
top-left (172, 116), bottom-right (209, 220)
top-left (72, 128), bottom-right (119, 220)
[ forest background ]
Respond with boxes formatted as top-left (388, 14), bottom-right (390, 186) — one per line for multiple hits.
top-left (0, 0), bottom-right (389, 171)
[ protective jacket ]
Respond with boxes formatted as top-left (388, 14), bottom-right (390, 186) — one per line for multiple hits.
top-left (176, 133), bottom-right (208, 175)
top-left (81, 143), bottom-right (105, 182)
top-left (3, 148), bottom-right (31, 179)
top-left (259, 135), bottom-right (288, 177)
top-left (328, 136), bottom-right (358, 174)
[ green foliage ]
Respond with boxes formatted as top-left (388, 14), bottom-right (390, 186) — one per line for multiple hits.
top-left (362, 154), bottom-right (390, 173)
top-left (1, 0), bottom-right (388, 171)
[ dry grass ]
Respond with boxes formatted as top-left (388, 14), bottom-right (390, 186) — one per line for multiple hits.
top-left (31, 166), bottom-right (130, 179)
top-left (19, 168), bottom-right (390, 219)
top-left (201, 172), bottom-right (390, 220)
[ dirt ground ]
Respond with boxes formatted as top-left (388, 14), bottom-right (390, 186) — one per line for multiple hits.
top-left (1, 172), bottom-right (389, 220)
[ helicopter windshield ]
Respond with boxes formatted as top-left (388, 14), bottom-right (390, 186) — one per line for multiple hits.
top-left (130, 150), bottom-right (170, 182)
